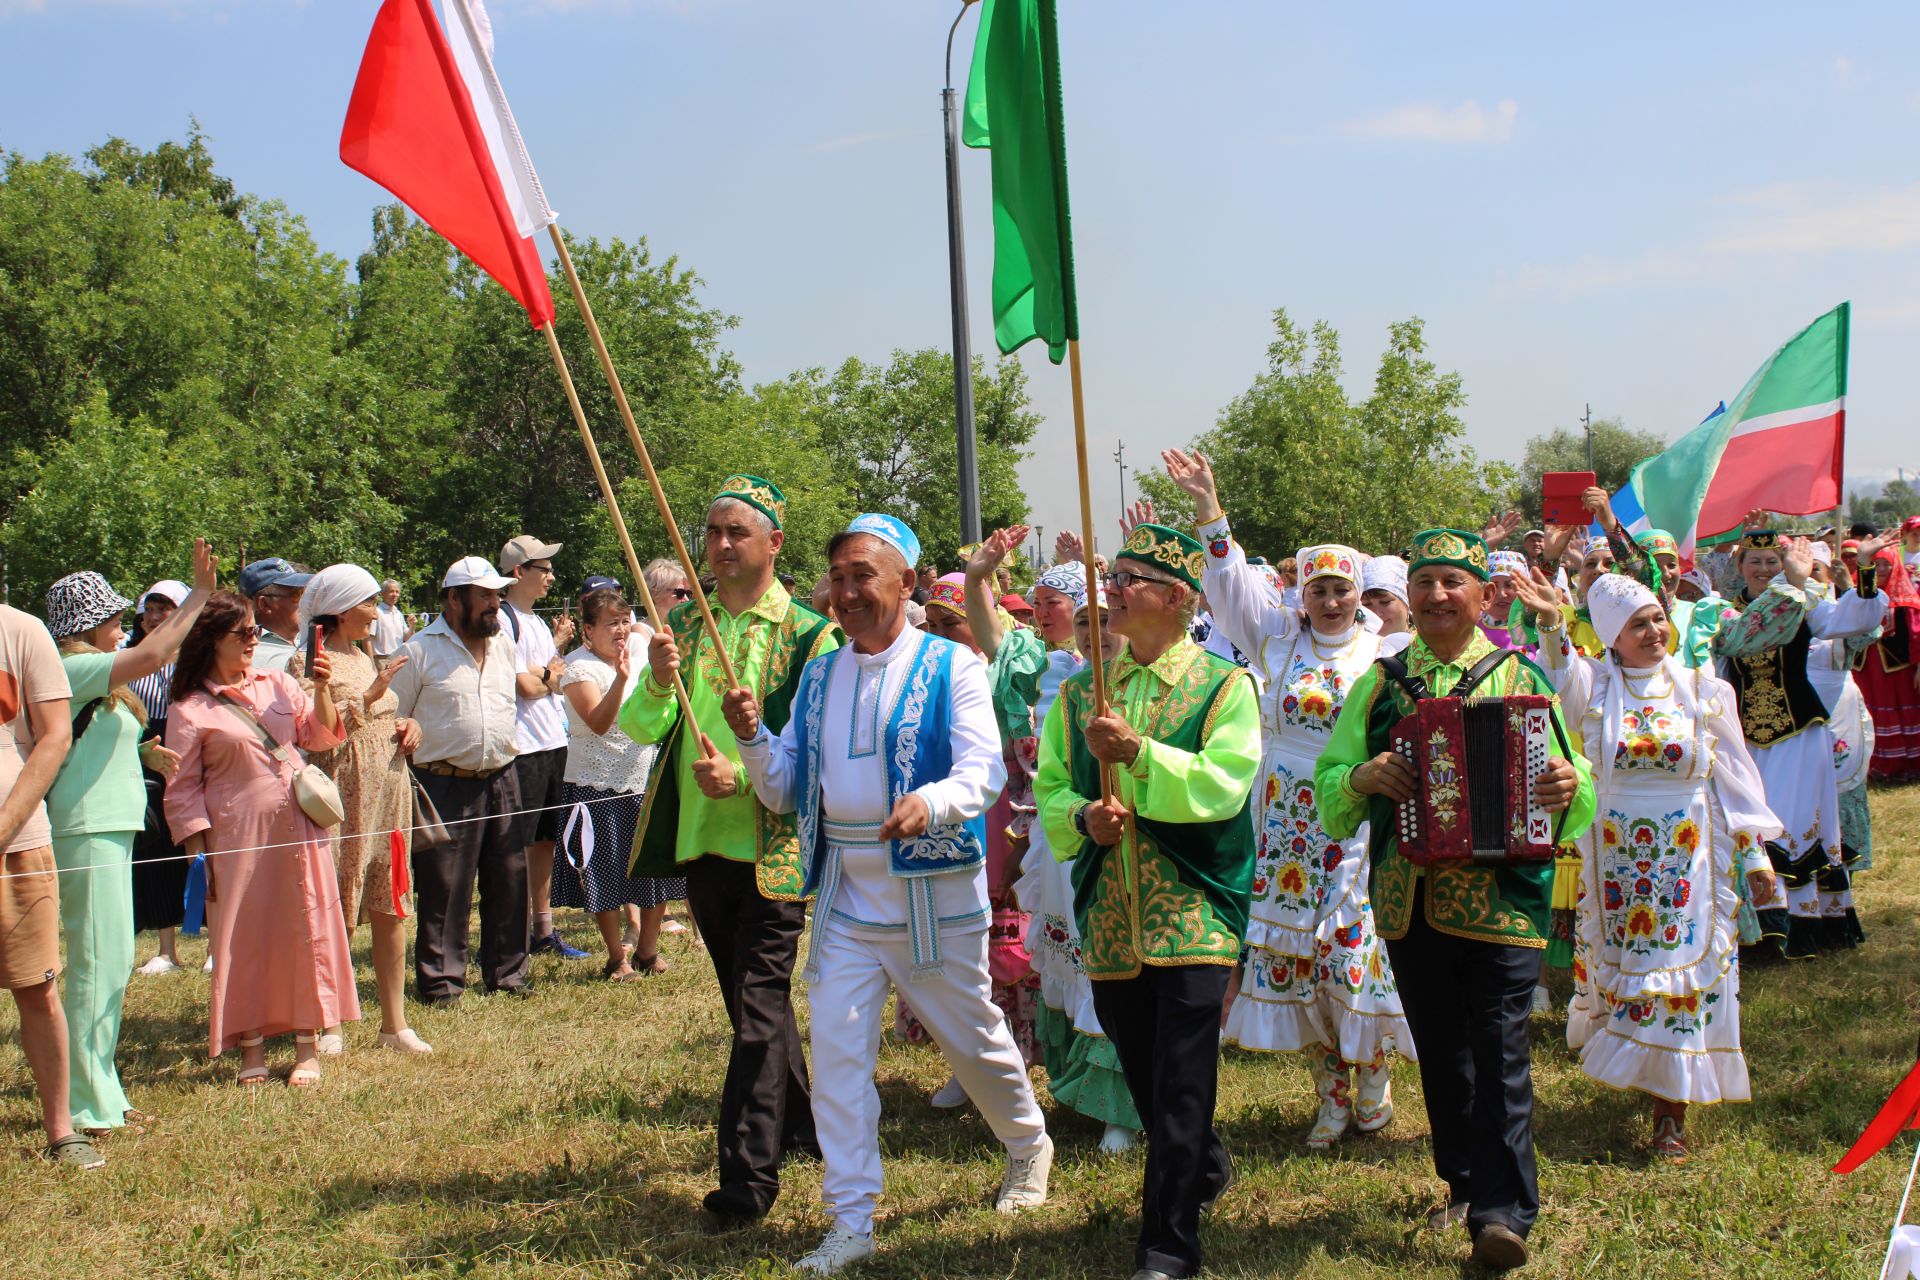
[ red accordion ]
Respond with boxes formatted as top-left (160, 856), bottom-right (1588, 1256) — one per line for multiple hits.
top-left (1390, 695), bottom-right (1560, 866)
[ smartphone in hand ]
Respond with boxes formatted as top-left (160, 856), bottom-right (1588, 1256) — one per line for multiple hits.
top-left (310, 622), bottom-right (326, 658)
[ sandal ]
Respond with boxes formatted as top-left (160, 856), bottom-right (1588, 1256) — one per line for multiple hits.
top-left (632, 952), bottom-right (669, 976)
top-left (235, 1034), bottom-right (270, 1087)
top-left (602, 958), bottom-right (641, 983)
top-left (44, 1133), bottom-right (106, 1169)
top-left (289, 1033), bottom-right (322, 1089)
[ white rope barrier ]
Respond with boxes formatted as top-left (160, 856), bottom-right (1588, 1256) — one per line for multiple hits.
top-left (0, 789), bottom-right (641, 882)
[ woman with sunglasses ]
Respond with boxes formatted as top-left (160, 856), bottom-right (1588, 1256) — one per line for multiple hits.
top-left (164, 591), bottom-right (357, 1086)
top-left (290, 565), bottom-right (429, 1056)
top-left (1162, 449), bottom-right (1410, 1151)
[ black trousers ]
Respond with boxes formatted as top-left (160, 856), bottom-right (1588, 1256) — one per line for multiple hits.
top-left (684, 854), bottom-right (815, 1205)
top-left (1092, 963), bottom-right (1234, 1279)
top-left (411, 766), bottom-right (529, 1000)
top-left (1384, 882), bottom-right (1544, 1240)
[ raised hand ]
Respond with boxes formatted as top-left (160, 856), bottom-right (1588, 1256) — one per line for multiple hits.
top-left (307, 644), bottom-right (333, 686)
top-left (1160, 448), bottom-right (1222, 522)
top-left (1512, 567), bottom-right (1565, 626)
top-left (1856, 530), bottom-right (1899, 562)
top-left (969, 525), bottom-right (1031, 582)
top-left (1581, 487), bottom-right (1617, 532)
top-left (611, 634), bottom-right (633, 684)
top-left (1055, 528), bottom-right (1086, 567)
top-left (1782, 536), bottom-right (1814, 588)
top-left (1542, 524), bottom-right (1578, 566)
top-left (365, 653), bottom-right (409, 705)
top-left (722, 686), bottom-right (762, 741)
top-left (1118, 498), bottom-right (1159, 540)
top-left (190, 537), bottom-right (218, 595)
top-left (1482, 510), bottom-right (1525, 547)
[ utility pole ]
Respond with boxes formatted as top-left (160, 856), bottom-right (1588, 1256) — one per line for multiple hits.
top-left (1033, 525), bottom-right (1044, 569)
top-left (1114, 441), bottom-right (1128, 517)
top-left (1582, 403), bottom-right (1594, 471)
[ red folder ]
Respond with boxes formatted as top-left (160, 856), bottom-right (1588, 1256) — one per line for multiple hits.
top-left (1542, 471), bottom-right (1596, 526)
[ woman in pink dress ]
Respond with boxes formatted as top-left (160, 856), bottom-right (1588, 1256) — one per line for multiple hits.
top-left (164, 591), bottom-right (359, 1086)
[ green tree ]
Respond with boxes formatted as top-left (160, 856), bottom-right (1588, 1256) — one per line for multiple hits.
top-left (1511, 416), bottom-right (1666, 524)
top-left (1137, 310), bottom-right (1510, 556)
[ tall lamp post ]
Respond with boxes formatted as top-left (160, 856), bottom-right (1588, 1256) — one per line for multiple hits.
top-left (943, 1), bottom-right (984, 545)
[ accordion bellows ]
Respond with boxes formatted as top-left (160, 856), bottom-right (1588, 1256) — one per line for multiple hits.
top-left (1390, 696), bottom-right (1558, 865)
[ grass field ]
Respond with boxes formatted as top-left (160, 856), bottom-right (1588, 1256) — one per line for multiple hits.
top-left (1, 787), bottom-right (1915, 1279)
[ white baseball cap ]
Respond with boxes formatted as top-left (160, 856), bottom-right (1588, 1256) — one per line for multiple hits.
top-left (442, 556), bottom-right (515, 590)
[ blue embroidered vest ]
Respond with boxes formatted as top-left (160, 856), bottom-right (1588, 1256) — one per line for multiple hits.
top-left (790, 630), bottom-right (987, 896)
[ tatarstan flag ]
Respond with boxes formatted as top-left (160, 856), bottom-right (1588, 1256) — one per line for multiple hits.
top-left (1633, 303), bottom-right (1849, 558)
top-left (963, 0), bottom-right (1078, 365)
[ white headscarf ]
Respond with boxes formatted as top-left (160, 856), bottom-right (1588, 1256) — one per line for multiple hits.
top-left (1360, 554), bottom-right (1408, 605)
top-left (297, 563), bottom-right (382, 630)
top-left (1586, 573), bottom-right (1659, 650)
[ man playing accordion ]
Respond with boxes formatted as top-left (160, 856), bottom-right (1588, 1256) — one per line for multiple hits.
top-left (1316, 527), bottom-right (1595, 1272)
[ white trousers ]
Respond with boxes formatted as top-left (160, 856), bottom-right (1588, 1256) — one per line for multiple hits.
top-left (809, 919), bottom-right (1047, 1235)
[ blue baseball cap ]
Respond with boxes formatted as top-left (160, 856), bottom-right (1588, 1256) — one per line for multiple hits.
top-left (580, 575), bottom-right (622, 594)
top-left (238, 557), bottom-right (313, 597)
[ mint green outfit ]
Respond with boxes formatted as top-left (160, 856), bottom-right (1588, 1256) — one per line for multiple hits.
top-left (48, 651), bottom-right (148, 1131)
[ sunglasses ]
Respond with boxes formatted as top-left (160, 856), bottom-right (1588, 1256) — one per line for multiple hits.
top-left (669, 587), bottom-right (694, 601)
top-left (226, 625), bottom-right (262, 642)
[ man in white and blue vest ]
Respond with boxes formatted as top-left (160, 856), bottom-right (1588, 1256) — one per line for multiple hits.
top-left (727, 513), bottom-right (1051, 1276)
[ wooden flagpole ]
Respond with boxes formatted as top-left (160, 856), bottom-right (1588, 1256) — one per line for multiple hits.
top-left (547, 224), bottom-right (743, 692)
top-left (1067, 338), bottom-right (1114, 804)
top-left (539, 321), bottom-right (709, 750)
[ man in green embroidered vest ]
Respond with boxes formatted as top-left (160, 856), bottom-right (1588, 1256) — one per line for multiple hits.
top-left (1035, 523), bottom-right (1260, 1280)
top-left (1316, 527), bottom-right (1594, 1273)
top-left (617, 475), bottom-right (837, 1222)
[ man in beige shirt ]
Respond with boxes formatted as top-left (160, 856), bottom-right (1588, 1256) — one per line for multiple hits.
top-left (389, 557), bottom-right (526, 1003)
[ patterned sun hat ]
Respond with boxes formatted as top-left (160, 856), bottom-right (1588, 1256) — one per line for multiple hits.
top-left (713, 474), bottom-right (786, 530)
top-left (1294, 544), bottom-right (1360, 585)
top-left (1117, 523), bottom-right (1205, 589)
top-left (45, 571), bottom-right (135, 640)
top-left (1635, 529), bottom-right (1681, 559)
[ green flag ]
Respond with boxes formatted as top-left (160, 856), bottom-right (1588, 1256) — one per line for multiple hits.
top-left (963, 0), bottom-right (1078, 364)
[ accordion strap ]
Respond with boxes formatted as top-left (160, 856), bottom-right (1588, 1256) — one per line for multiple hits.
top-left (1375, 653), bottom-right (1431, 703)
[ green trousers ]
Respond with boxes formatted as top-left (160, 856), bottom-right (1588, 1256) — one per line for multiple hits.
top-left (52, 831), bottom-right (135, 1131)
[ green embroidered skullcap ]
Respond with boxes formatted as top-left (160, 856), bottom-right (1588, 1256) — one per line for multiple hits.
top-left (712, 474), bottom-right (786, 530)
top-left (1117, 523), bottom-right (1206, 589)
top-left (1407, 527), bottom-right (1491, 581)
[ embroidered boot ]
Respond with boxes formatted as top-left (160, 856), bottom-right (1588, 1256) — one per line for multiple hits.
top-left (1306, 1048), bottom-right (1352, 1150)
top-left (1353, 1047), bottom-right (1394, 1133)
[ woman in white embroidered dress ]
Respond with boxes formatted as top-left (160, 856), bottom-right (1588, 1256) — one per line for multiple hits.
top-left (1519, 570), bottom-right (1781, 1159)
top-left (1163, 448), bottom-right (1410, 1150)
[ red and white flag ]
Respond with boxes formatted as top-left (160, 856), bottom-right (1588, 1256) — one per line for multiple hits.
top-left (341, 0), bottom-right (556, 327)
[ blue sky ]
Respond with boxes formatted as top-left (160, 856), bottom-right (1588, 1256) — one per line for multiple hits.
top-left (6, 1), bottom-right (1920, 549)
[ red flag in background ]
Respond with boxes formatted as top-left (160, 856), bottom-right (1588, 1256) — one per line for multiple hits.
top-left (340, 0), bottom-right (555, 327)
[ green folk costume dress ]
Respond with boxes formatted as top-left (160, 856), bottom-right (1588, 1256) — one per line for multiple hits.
top-left (1034, 639), bottom-right (1261, 982)
top-left (1314, 630), bottom-right (1597, 953)
top-left (617, 584), bottom-right (837, 893)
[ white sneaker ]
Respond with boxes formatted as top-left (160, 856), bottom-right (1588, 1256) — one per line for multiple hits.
top-left (136, 955), bottom-right (180, 976)
top-left (929, 1074), bottom-right (969, 1109)
top-left (995, 1133), bottom-right (1053, 1213)
top-left (316, 1033), bottom-right (345, 1057)
top-left (1098, 1124), bottom-right (1139, 1155)
top-left (203, 955), bottom-right (214, 974)
top-left (793, 1225), bottom-right (875, 1275)
top-left (379, 1028), bottom-right (434, 1055)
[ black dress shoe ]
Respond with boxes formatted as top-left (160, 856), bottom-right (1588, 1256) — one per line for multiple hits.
top-left (1470, 1222), bottom-right (1529, 1271)
top-left (703, 1183), bottom-right (772, 1222)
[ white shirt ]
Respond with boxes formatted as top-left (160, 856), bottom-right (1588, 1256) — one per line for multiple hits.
top-left (739, 625), bottom-right (1006, 934)
top-left (500, 601), bottom-right (568, 754)
top-left (253, 629), bottom-right (298, 675)
top-left (371, 602), bottom-right (410, 657)
top-left (387, 615), bottom-right (520, 773)
top-left (560, 648), bottom-right (657, 793)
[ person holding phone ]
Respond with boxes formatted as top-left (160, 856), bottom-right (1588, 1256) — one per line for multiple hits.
top-left (292, 565), bottom-right (429, 1056)
top-left (164, 591), bottom-right (355, 1086)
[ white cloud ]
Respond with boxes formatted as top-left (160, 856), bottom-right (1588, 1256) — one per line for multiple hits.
top-left (1707, 182), bottom-right (1920, 253)
top-left (1339, 98), bottom-right (1518, 145)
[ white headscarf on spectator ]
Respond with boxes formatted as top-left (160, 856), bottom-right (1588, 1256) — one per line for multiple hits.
top-left (298, 563), bottom-right (382, 630)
